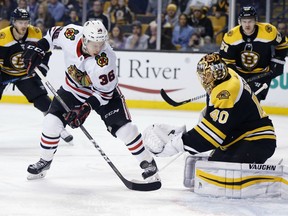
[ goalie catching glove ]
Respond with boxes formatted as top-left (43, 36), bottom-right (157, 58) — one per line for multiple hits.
top-left (64, 103), bottom-right (91, 128)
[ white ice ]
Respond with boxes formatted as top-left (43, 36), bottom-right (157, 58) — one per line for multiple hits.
top-left (0, 103), bottom-right (287, 216)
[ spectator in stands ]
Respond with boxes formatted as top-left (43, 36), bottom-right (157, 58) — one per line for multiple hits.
top-left (64, 8), bottom-right (81, 25)
top-left (35, 19), bottom-right (46, 35)
top-left (146, 0), bottom-right (170, 16)
top-left (165, 3), bottom-right (179, 28)
top-left (172, 13), bottom-right (195, 50)
top-left (187, 32), bottom-right (203, 52)
top-left (106, 0), bottom-right (119, 30)
top-left (113, 0), bottom-right (133, 26)
top-left (108, 25), bottom-right (126, 49)
top-left (125, 20), bottom-right (149, 50)
top-left (86, 0), bottom-right (109, 30)
top-left (128, 0), bottom-right (148, 14)
top-left (146, 20), bottom-right (176, 50)
top-left (17, 0), bottom-right (28, 10)
top-left (47, 0), bottom-right (66, 22)
top-left (27, 0), bottom-right (39, 22)
top-left (277, 21), bottom-right (288, 38)
top-left (34, 2), bottom-right (55, 31)
top-left (199, 35), bottom-right (220, 53)
top-left (188, 4), bottom-right (214, 39)
top-left (212, 0), bottom-right (229, 16)
top-left (0, 0), bottom-right (18, 21)
top-left (172, 0), bottom-right (194, 15)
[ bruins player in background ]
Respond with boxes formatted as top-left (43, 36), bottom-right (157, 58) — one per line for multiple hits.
top-left (219, 6), bottom-right (288, 101)
top-left (143, 53), bottom-right (276, 164)
top-left (0, 8), bottom-right (73, 143)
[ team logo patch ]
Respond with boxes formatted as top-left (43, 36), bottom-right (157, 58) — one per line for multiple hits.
top-left (227, 30), bottom-right (233, 37)
top-left (64, 28), bottom-right (79, 40)
top-left (265, 25), bottom-right (272, 33)
top-left (95, 52), bottom-right (108, 67)
top-left (216, 90), bottom-right (230, 100)
top-left (0, 32), bottom-right (6, 39)
top-left (33, 27), bottom-right (40, 33)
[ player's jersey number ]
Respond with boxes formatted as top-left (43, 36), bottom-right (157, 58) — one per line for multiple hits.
top-left (99, 70), bottom-right (115, 85)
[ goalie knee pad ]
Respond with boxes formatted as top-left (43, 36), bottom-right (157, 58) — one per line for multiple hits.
top-left (183, 155), bottom-right (209, 188)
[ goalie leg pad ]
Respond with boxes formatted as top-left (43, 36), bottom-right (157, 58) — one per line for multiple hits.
top-left (192, 161), bottom-right (288, 199)
top-left (183, 155), bottom-right (209, 188)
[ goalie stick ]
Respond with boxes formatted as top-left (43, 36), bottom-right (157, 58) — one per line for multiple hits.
top-left (161, 73), bottom-right (271, 107)
top-left (160, 89), bottom-right (206, 107)
top-left (34, 67), bottom-right (161, 192)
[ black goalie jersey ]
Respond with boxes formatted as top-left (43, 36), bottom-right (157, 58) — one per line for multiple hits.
top-left (219, 23), bottom-right (288, 77)
top-left (0, 25), bottom-right (42, 77)
top-left (182, 69), bottom-right (276, 152)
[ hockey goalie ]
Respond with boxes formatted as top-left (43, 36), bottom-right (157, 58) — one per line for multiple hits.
top-left (142, 53), bottom-right (288, 199)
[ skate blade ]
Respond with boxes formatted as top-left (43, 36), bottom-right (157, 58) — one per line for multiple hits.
top-left (27, 171), bottom-right (47, 180)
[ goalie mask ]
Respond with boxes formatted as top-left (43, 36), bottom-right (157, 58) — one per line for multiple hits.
top-left (196, 53), bottom-right (228, 94)
top-left (82, 20), bottom-right (108, 55)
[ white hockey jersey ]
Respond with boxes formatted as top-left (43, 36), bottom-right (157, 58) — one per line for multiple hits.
top-left (44, 24), bottom-right (118, 105)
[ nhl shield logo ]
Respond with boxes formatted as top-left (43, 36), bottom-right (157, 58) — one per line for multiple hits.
top-left (64, 28), bottom-right (79, 40)
top-left (95, 53), bottom-right (108, 67)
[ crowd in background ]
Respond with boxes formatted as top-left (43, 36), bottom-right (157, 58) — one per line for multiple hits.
top-left (0, 0), bottom-right (287, 52)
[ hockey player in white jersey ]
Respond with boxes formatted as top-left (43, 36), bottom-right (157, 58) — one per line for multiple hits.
top-left (22, 20), bottom-right (159, 181)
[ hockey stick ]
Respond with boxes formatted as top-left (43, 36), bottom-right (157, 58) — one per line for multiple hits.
top-left (0, 75), bottom-right (32, 85)
top-left (246, 71), bottom-right (273, 82)
top-left (160, 89), bottom-right (206, 107)
top-left (34, 67), bottom-right (161, 191)
top-left (161, 72), bottom-right (271, 107)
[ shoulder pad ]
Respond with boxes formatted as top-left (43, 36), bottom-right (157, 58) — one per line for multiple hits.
top-left (27, 25), bottom-right (42, 40)
top-left (0, 26), bottom-right (14, 46)
top-left (210, 69), bottom-right (242, 109)
top-left (256, 23), bottom-right (277, 41)
top-left (223, 25), bottom-right (243, 45)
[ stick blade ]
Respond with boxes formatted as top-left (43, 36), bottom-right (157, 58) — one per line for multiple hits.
top-left (124, 179), bottom-right (162, 191)
top-left (160, 89), bottom-right (184, 107)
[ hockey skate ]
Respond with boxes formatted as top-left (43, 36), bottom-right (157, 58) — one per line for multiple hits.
top-left (140, 159), bottom-right (160, 182)
top-left (60, 129), bottom-right (74, 145)
top-left (27, 158), bottom-right (52, 180)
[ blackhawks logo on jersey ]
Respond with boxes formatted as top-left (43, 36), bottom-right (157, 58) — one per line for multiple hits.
top-left (64, 28), bottom-right (79, 40)
top-left (95, 52), bottom-right (108, 67)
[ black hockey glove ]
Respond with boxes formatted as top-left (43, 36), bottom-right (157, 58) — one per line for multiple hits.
top-left (22, 41), bottom-right (47, 76)
top-left (64, 103), bottom-right (91, 128)
top-left (270, 57), bottom-right (285, 79)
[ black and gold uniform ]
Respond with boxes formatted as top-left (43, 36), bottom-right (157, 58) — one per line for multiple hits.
top-left (219, 6), bottom-right (288, 101)
top-left (182, 54), bottom-right (276, 164)
top-left (0, 8), bottom-right (51, 113)
top-left (0, 25), bottom-right (42, 76)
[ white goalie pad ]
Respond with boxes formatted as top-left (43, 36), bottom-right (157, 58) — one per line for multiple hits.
top-left (184, 157), bottom-right (288, 199)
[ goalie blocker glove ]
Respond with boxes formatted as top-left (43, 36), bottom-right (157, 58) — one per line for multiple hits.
top-left (270, 57), bottom-right (285, 79)
top-left (22, 38), bottom-right (50, 76)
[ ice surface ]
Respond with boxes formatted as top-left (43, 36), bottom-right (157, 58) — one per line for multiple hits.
top-left (0, 104), bottom-right (287, 216)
